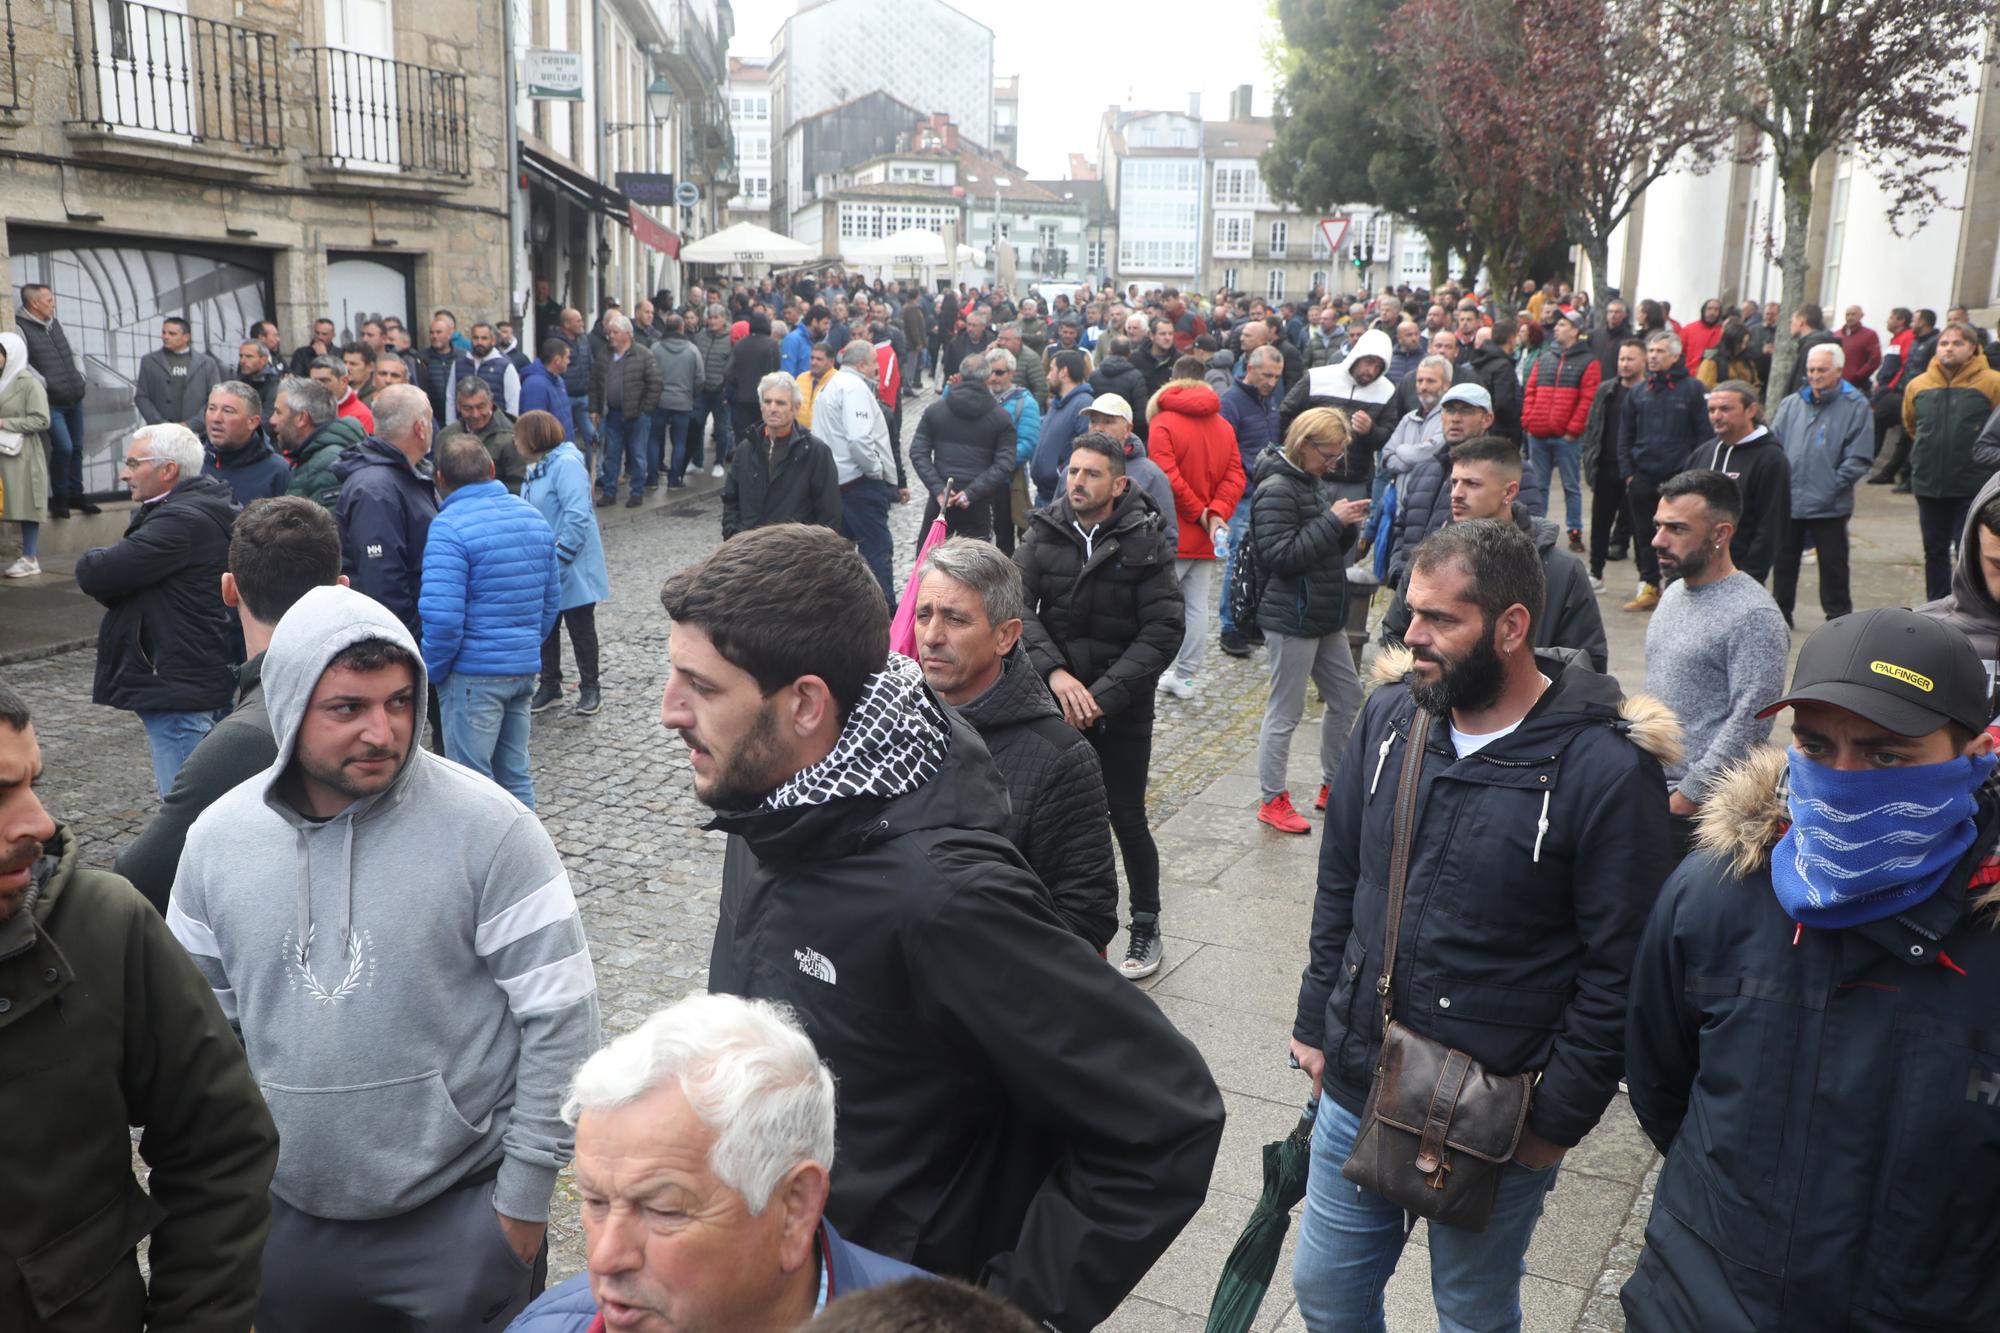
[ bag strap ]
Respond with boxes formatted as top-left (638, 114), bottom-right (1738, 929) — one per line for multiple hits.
top-left (1377, 708), bottom-right (1433, 1029)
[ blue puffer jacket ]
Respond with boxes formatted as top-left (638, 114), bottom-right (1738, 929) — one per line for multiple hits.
top-left (518, 362), bottom-right (576, 441)
top-left (1031, 382), bottom-right (1095, 504)
top-left (559, 331), bottom-right (594, 398)
top-left (521, 442), bottom-right (610, 610)
top-left (418, 479), bottom-right (561, 680)
top-left (504, 1221), bottom-right (927, 1332)
top-left (1220, 381), bottom-right (1280, 477)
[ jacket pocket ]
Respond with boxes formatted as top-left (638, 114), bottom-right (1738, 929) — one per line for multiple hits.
top-left (260, 1070), bottom-right (490, 1216)
top-left (1327, 933), bottom-right (1372, 1089)
top-left (1856, 1012), bottom-right (2000, 1324)
top-left (17, 1173), bottom-right (164, 1320)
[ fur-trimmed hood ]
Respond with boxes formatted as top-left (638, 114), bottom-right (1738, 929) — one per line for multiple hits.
top-left (1370, 644), bottom-right (1683, 768)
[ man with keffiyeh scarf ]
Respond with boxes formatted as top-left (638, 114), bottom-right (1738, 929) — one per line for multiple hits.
top-left (659, 523), bottom-right (1223, 1333)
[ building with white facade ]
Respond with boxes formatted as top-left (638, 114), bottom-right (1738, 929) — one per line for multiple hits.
top-left (727, 56), bottom-right (773, 225)
top-left (1099, 107), bottom-right (1204, 285)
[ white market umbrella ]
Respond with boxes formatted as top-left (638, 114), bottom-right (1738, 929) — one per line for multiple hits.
top-left (843, 226), bottom-right (953, 267)
top-left (679, 221), bottom-right (818, 266)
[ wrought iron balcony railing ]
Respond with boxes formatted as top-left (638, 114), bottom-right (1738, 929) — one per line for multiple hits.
top-left (69, 0), bottom-right (284, 148)
top-left (304, 44), bottom-right (469, 177)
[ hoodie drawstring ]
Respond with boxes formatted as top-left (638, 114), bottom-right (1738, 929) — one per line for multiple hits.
top-left (294, 830), bottom-right (313, 964)
top-left (1369, 737), bottom-right (1394, 797)
top-left (1532, 790), bottom-right (1551, 863)
top-left (293, 814), bottom-right (360, 961)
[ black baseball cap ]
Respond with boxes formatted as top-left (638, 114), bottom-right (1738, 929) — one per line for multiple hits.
top-left (1757, 608), bottom-right (1992, 736)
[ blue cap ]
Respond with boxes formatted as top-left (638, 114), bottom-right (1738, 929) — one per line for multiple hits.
top-left (1440, 383), bottom-right (1493, 412)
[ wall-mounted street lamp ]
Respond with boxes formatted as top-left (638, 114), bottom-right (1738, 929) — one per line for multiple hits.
top-left (607, 76), bottom-right (676, 134)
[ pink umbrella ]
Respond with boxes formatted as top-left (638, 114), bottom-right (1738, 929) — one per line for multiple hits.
top-left (890, 484), bottom-right (953, 659)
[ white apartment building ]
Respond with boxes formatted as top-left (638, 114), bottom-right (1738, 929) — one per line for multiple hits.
top-left (727, 56), bottom-right (773, 224)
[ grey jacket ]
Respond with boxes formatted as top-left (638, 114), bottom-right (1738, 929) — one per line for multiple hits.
top-left (1771, 379), bottom-right (1874, 520)
top-left (651, 334), bottom-right (702, 412)
top-left (135, 346), bottom-right (224, 425)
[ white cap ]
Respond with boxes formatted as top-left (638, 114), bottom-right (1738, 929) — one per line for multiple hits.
top-left (1086, 393), bottom-right (1133, 423)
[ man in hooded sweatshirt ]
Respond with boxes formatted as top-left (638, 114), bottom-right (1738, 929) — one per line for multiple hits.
top-left (1689, 379), bottom-right (1791, 587)
top-left (1917, 473), bottom-right (2000, 726)
top-left (166, 583), bottom-right (601, 1331)
top-left (666, 523), bottom-right (1221, 1331)
top-left (1278, 327), bottom-right (1399, 502)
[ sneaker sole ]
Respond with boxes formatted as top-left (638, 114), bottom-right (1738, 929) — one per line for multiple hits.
top-left (1118, 958), bottom-right (1163, 980)
top-left (530, 697), bottom-right (565, 714)
top-left (1258, 812), bottom-right (1312, 834)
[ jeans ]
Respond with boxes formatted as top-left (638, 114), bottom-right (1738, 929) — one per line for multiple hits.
top-left (690, 388), bottom-right (731, 467)
top-left (1293, 1097), bottom-right (1559, 1333)
top-left (1216, 495), bottom-right (1253, 637)
top-left (1171, 558), bottom-right (1214, 681)
top-left (566, 394), bottom-right (595, 451)
top-left (1528, 435), bottom-right (1583, 532)
top-left (541, 604), bottom-right (600, 688)
top-left (1086, 715), bottom-right (1160, 918)
top-left (658, 409), bottom-right (692, 485)
top-left (1627, 476), bottom-right (1664, 588)
top-left (1917, 494), bottom-right (1974, 602)
top-left (47, 400), bottom-right (85, 503)
top-left (1772, 515), bottom-right (1853, 624)
top-left (438, 672), bottom-right (536, 807)
top-left (840, 478), bottom-right (897, 605)
top-left (597, 410), bottom-right (651, 500)
top-left (1258, 629), bottom-right (1364, 800)
top-left (137, 708), bottom-right (224, 798)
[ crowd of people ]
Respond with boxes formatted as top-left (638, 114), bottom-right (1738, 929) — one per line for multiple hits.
top-left (6, 264), bottom-right (2000, 1333)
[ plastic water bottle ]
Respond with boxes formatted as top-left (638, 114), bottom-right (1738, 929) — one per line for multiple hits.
top-left (1212, 524), bottom-right (1228, 560)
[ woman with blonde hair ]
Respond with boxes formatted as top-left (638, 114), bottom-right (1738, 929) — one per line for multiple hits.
top-left (1249, 406), bottom-right (1372, 832)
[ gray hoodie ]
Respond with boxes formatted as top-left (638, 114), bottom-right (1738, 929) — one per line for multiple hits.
top-left (167, 585), bottom-right (599, 1223)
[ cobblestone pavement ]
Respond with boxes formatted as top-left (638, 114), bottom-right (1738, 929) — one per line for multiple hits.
top-left (16, 410), bottom-right (1929, 1328)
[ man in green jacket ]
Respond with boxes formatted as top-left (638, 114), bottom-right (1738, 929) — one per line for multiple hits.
top-left (271, 374), bottom-right (366, 510)
top-left (1904, 322), bottom-right (2000, 600)
top-left (0, 675), bottom-right (278, 1330)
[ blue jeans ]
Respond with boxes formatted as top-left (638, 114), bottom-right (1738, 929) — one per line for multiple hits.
top-left (1292, 1097), bottom-right (1558, 1333)
top-left (47, 400), bottom-right (85, 502)
top-left (566, 394), bottom-right (595, 451)
top-left (1216, 493), bottom-right (1253, 637)
top-left (438, 672), bottom-right (536, 807)
top-left (597, 411), bottom-right (651, 499)
top-left (1528, 435), bottom-right (1583, 531)
top-left (839, 477), bottom-right (896, 606)
top-left (137, 708), bottom-right (225, 798)
top-left (659, 409), bottom-right (692, 485)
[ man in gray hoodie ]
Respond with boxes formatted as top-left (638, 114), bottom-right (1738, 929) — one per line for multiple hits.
top-left (166, 584), bottom-right (600, 1330)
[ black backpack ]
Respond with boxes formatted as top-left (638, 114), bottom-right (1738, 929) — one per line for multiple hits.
top-left (1226, 482), bottom-right (1266, 643)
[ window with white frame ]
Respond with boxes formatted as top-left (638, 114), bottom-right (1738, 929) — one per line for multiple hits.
top-left (1214, 164), bottom-right (1264, 206)
top-left (1822, 148), bottom-right (1855, 312)
top-left (1266, 269), bottom-right (1285, 302)
top-left (1222, 267), bottom-right (1238, 291)
top-left (1372, 215), bottom-right (1393, 251)
top-left (1310, 224), bottom-right (1331, 260)
top-left (1088, 240), bottom-right (1106, 270)
top-left (1269, 221), bottom-right (1289, 259)
top-left (1213, 212), bottom-right (1252, 258)
top-left (1311, 270), bottom-right (1327, 295)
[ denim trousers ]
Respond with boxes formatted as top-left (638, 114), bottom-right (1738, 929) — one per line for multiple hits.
top-left (566, 394), bottom-right (595, 451)
top-left (657, 409), bottom-right (692, 485)
top-left (1293, 1097), bottom-right (1558, 1333)
top-left (596, 411), bottom-right (651, 499)
top-left (1216, 495), bottom-right (1253, 637)
top-left (137, 708), bottom-right (225, 798)
top-left (839, 477), bottom-right (897, 605)
top-left (690, 389), bottom-right (731, 466)
top-left (47, 400), bottom-right (85, 502)
top-left (1528, 435), bottom-right (1583, 532)
top-left (438, 672), bottom-right (536, 808)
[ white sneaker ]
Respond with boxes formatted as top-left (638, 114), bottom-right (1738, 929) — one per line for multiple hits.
top-left (4, 556), bottom-right (40, 579)
top-left (1588, 575), bottom-right (1605, 593)
top-left (710, 463), bottom-right (725, 479)
top-left (1157, 673), bottom-right (1196, 700)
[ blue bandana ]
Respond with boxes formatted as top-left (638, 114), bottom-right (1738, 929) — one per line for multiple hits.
top-left (1771, 750), bottom-right (1998, 927)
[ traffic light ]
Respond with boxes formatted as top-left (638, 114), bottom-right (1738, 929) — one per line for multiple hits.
top-left (1350, 242), bottom-right (1364, 271)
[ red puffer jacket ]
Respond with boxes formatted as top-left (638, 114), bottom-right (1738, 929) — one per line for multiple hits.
top-left (1145, 379), bottom-right (1247, 559)
top-left (1521, 342), bottom-right (1603, 440)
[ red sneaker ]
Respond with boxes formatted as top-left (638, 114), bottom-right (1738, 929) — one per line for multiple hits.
top-left (1315, 783), bottom-right (1329, 811)
top-left (1258, 791), bottom-right (1311, 834)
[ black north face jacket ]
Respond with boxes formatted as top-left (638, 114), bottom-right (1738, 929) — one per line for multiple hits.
top-left (706, 712), bottom-right (1223, 1331)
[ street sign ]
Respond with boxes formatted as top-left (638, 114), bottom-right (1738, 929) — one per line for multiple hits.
top-left (616, 172), bottom-right (677, 206)
top-left (1319, 216), bottom-right (1350, 256)
top-left (525, 49), bottom-right (584, 101)
top-left (675, 181), bottom-right (701, 208)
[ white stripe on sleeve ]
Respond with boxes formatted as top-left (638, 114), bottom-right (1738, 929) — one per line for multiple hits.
top-left (495, 947), bottom-right (598, 1016)
top-left (475, 871), bottom-right (580, 957)
top-left (166, 897), bottom-right (221, 959)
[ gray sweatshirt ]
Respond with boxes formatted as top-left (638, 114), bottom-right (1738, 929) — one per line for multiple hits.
top-left (167, 585), bottom-right (599, 1223)
top-left (1642, 571), bottom-right (1791, 800)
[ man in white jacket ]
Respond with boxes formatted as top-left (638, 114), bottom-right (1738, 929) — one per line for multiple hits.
top-left (813, 339), bottom-right (900, 604)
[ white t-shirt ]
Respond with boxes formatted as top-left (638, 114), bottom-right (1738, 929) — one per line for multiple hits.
top-left (1449, 675), bottom-right (1552, 756)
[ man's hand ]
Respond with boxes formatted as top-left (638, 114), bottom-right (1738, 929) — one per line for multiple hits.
top-left (897, 488), bottom-right (910, 504)
top-left (497, 1212), bottom-right (547, 1267)
top-left (1289, 1038), bottom-right (1325, 1099)
top-left (1203, 512), bottom-right (1227, 537)
top-left (1668, 790), bottom-right (1700, 818)
top-left (590, 412), bottom-right (602, 427)
top-left (1350, 409), bottom-right (1373, 436)
top-left (1048, 668), bottom-right (1102, 730)
top-left (1332, 498), bottom-right (1371, 527)
top-left (1513, 1127), bottom-right (1567, 1171)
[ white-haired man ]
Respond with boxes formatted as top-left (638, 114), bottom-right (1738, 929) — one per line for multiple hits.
top-left (74, 422), bottom-right (241, 796)
top-left (813, 338), bottom-right (900, 601)
top-left (505, 994), bottom-right (922, 1333)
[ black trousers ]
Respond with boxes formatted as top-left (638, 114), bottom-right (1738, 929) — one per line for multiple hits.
top-left (1589, 469), bottom-right (1628, 579)
top-left (917, 492), bottom-right (996, 549)
top-left (1772, 516), bottom-right (1853, 625)
top-left (1918, 494), bottom-right (1975, 602)
top-left (1626, 476), bottom-right (1664, 588)
top-left (1086, 714), bottom-right (1161, 918)
top-left (540, 603), bottom-right (600, 687)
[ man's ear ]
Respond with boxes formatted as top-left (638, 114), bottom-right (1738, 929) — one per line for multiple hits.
top-left (220, 571), bottom-right (240, 610)
top-left (1965, 727), bottom-right (1997, 759)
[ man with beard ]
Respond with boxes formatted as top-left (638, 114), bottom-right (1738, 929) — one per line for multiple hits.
top-left (1680, 298), bottom-right (1727, 371)
top-left (1640, 470), bottom-right (1790, 858)
top-left (0, 675), bottom-right (279, 1331)
top-left (663, 524), bottom-right (1222, 1330)
top-left (1279, 326), bottom-right (1399, 502)
top-left (1289, 519), bottom-right (1677, 1331)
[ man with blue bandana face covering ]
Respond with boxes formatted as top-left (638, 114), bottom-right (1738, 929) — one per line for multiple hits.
top-left (1621, 607), bottom-right (2000, 1331)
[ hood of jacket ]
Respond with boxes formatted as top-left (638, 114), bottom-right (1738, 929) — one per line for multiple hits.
top-left (946, 381), bottom-right (1000, 418)
top-left (1371, 644), bottom-right (1684, 769)
top-left (1511, 500), bottom-right (1558, 553)
top-left (1149, 379), bottom-right (1221, 421)
top-left (1646, 363), bottom-right (1693, 391)
top-left (1094, 355), bottom-right (1137, 379)
top-left (331, 435), bottom-right (433, 485)
top-left (214, 428), bottom-right (280, 470)
top-left (1796, 378), bottom-right (1866, 409)
top-left (1920, 469), bottom-right (2000, 643)
top-left (1252, 442), bottom-right (1306, 488)
top-left (1305, 327), bottom-right (1399, 405)
top-left (294, 415), bottom-right (366, 466)
top-left (954, 647), bottom-right (1060, 732)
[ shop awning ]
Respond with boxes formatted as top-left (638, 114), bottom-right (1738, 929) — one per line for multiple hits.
top-left (521, 144), bottom-right (626, 219)
top-left (628, 204), bottom-right (681, 258)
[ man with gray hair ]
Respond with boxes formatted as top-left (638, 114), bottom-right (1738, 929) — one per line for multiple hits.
top-left (74, 422), bottom-right (241, 795)
top-left (588, 311), bottom-right (663, 508)
top-left (721, 371), bottom-right (841, 539)
top-left (1770, 346), bottom-right (1873, 623)
top-left (273, 373), bottom-right (366, 510)
top-left (814, 338), bottom-right (900, 600)
top-left (912, 538), bottom-right (1118, 950)
top-left (909, 353), bottom-right (1016, 545)
top-left (332, 383), bottom-right (440, 645)
top-left (505, 994), bottom-right (923, 1333)
top-left (1617, 328), bottom-right (1715, 611)
top-left (201, 378), bottom-right (293, 504)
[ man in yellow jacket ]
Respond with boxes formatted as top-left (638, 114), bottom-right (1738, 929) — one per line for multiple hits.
top-left (796, 343), bottom-right (837, 430)
top-left (1903, 321), bottom-right (2000, 600)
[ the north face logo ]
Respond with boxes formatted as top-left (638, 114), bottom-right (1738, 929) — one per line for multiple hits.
top-left (365, 543), bottom-right (383, 559)
top-left (794, 947), bottom-right (837, 985)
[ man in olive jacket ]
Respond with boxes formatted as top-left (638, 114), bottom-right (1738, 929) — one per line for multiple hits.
top-left (0, 677), bottom-right (278, 1331)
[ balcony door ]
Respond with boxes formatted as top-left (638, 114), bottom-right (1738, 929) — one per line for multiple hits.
top-left (92, 0), bottom-right (193, 142)
top-left (325, 0), bottom-right (398, 170)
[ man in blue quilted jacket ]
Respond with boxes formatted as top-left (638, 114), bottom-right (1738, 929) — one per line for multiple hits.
top-left (420, 432), bottom-right (561, 806)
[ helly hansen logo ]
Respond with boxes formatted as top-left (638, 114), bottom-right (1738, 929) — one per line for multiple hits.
top-left (794, 947), bottom-right (837, 985)
top-left (365, 543), bottom-right (383, 559)
top-left (1970, 1066), bottom-right (2000, 1106)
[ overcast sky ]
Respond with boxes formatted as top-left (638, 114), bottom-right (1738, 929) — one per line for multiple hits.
top-left (725, 0), bottom-right (1281, 179)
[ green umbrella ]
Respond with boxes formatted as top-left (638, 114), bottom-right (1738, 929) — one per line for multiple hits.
top-left (1204, 1101), bottom-right (1318, 1333)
